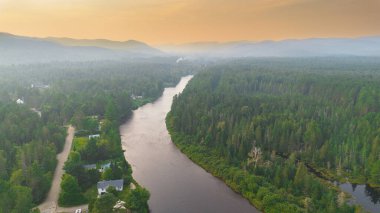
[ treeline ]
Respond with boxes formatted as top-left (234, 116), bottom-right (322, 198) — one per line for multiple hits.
top-left (168, 57), bottom-right (380, 212)
top-left (0, 103), bottom-right (67, 212)
top-left (0, 59), bottom-right (194, 212)
top-left (0, 60), bottom-right (192, 124)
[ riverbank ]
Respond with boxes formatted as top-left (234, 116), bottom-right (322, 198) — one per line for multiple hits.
top-left (166, 112), bottom-right (362, 213)
top-left (166, 116), bottom-right (264, 211)
top-left (166, 113), bottom-right (292, 211)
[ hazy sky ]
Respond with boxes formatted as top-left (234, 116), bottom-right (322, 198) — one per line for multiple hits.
top-left (0, 0), bottom-right (379, 44)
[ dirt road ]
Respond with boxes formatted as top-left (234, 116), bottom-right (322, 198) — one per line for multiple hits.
top-left (37, 126), bottom-right (88, 213)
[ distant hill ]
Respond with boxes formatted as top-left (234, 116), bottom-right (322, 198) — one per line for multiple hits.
top-left (0, 33), bottom-right (162, 65)
top-left (160, 37), bottom-right (380, 57)
top-left (46, 37), bottom-right (162, 55)
top-left (2, 32), bottom-right (380, 65)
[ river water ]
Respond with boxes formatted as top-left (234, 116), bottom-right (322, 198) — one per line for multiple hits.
top-left (120, 76), bottom-right (259, 213)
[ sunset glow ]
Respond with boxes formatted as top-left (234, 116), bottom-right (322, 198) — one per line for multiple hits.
top-left (1, 0), bottom-right (380, 44)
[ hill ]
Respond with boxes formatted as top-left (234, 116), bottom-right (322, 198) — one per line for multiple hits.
top-left (46, 37), bottom-right (161, 55)
top-left (0, 33), bottom-right (162, 65)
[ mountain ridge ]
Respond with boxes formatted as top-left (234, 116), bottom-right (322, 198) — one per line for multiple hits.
top-left (0, 32), bottom-right (163, 65)
top-left (159, 36), bottom-right (380, 57)
top-left (45, 37), bottom-right (161, 54)
top-left (2, 32), bottom-right (380, 65)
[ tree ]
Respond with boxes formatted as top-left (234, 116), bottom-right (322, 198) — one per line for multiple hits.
top-left (370, 160), bottom-right (380, 184)
top-left (337, 191), bottom-right (346, 207)
top-left (247, 143), bottom-right (262, 168)
top-left (64, 151), bottom-right (84, 178)
top-left (125, 187), bottom-right (150, 213)
top-left (58, 174), bottom-right (86, 206)
top-left (11, 185), bottom-right (33, 213)
top-left (294, 163), bottom-right (308, 192)
top-left (105, 100), bottom-right (118, 121)
top-left (92, 193), bottom-right (118, 213)
top-left (0, 150), bottom-right (7, 179)
top-left (0, 179), bottom-right (33, 213)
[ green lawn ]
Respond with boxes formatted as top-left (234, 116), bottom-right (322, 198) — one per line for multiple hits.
top-left (72, 137), bottom-right (88, 152)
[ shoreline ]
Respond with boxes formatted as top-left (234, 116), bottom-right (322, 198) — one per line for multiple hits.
top-left (165, 115), bottom-right (263, 211)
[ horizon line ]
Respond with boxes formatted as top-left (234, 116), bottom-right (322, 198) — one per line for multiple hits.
top-left (2, 31), bottom-right (380, 47)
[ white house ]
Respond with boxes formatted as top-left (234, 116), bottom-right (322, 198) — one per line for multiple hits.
top-left (131, 94), bottom-right (143, 100)
top-left (16, 99), bottom-right (24, 105)
top-left (97, 179), bottom-right (124, 195)
top-left (88, 134), bottom-right (100, 140)
top-left (99, 162), bottom-right (111, 172)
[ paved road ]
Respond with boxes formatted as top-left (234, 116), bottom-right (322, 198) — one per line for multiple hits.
top-left (37, 126), bottom-right (88, 213)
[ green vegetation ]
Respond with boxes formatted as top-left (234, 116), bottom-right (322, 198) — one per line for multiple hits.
top-left (0, 59), bottom-right (193, 212)
top-left (58, 174), bottom-right (86, 206)
top-left (168, 58), bottom-right (380, 212)
top-left (72, 137), bottom-right (89, 152)
top-left (64, 113), bottom-right (150, 212)
top-left (0, 103), bottom-right (66, 211)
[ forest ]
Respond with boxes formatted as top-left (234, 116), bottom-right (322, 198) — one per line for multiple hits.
top-left (0, 59), bottom-right (193, 212)
top-left (168, 57), bottom-right (380, 212)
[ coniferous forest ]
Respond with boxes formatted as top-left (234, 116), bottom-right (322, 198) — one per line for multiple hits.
top-left (168, 57), bottom-right (380, 212)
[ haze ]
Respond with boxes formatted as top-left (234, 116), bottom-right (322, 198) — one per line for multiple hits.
top-left (1, 0), bottom-right (380, 44)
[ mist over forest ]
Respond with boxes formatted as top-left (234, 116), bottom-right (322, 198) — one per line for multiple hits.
top-left (1, 30), bottom-right (380, 213)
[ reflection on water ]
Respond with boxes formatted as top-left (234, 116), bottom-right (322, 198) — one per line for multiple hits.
top-left (338, 183), bottom-right (380, 213)
top-left (120, 76), bottom-right (259, 213)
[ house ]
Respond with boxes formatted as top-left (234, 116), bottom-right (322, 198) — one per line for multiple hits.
top-left (83, 164), bottom-right (97, 170)
top-left (88, 134), bottom-right (100, 140)
top-left (31, 83), bottom-right (50, 89)
top-left (97, 179), bottom-right (124, 195)
top-left (131, 94), bottom-right (143, 100)
top-left (176, 57), bottom-right (184, 63)
top-left (99, 162), bottom-right (111, 172)
top-left (16, 99), bottom-right (24, 104)
top-left (83, 162), bottom-right (111, 172)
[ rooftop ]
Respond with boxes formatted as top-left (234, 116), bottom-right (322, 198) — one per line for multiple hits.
top-left (97, 179), bottom-right (124, 190)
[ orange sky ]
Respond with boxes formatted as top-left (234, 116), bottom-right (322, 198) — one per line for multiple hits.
top-left (0, 0), bottom-right (379, 44)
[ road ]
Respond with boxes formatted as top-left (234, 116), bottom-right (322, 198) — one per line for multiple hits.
top-left (37, 126), bottom-right (88, 213)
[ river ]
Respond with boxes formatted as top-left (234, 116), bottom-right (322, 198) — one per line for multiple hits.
top-left (120, 76), bottom-right (259, 213)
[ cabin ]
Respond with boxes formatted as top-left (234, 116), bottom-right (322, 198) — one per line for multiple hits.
top-left (97, 179), bottom-right (124, 195)
top-left (88, 134), bottom-right (100, 140)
